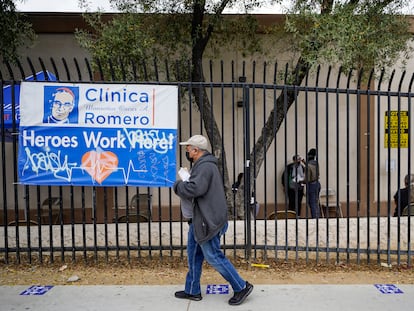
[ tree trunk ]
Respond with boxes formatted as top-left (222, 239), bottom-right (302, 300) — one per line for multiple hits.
top-left (189, 2), bottom-right (311, 219)
top-left (190, 1), bottom-right (236, 218)
top-left (235, 58), bottom-right (310, 211)
top-left (191, 58), bottom-right (235, 217)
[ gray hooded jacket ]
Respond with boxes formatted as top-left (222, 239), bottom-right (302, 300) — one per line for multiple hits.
top-left (173, 152), bottom-right (228, 244)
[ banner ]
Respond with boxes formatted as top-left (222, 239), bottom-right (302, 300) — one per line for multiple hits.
top-left (18, 82), bottom-right (178, 187)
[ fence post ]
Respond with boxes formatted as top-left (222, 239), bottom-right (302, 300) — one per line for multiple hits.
top-left (242, 80), bottom-right (252, 260)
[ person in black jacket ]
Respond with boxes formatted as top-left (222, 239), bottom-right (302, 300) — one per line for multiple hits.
top-left (305, 148), bottom-right (321, 218)
top-left (173, 135), bottom-right (253, 306)
top-left (282, 154), bottom-right (305, 216)
top-left (393, 174), bottom-right (414, 217)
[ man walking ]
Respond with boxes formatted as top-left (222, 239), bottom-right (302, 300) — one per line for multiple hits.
top-left (173, 134), bottom-right (253, 306)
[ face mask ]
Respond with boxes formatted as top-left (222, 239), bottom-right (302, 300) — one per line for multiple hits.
top-left (185, 151), bottom-right (193, 163)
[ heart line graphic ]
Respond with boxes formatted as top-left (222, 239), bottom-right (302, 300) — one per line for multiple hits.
top-left (81, 150), bottom-right (119, 184)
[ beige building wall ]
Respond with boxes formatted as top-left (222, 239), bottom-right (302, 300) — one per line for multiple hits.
top-left (1, 14), bottom-right (413, 220)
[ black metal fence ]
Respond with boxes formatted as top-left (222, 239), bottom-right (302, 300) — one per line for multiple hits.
top-left (1, 57), bottom-right (413, 265)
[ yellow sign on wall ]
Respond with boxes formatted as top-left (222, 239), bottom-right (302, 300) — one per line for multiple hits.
top-left (384, 111), bottom-right (409, 148)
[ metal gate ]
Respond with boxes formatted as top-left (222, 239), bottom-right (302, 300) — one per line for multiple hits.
top-left (1, 57), bottom-right (413, 265)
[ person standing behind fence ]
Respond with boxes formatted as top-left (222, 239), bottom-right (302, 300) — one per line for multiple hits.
top-left (282, 154), bottom-right (305, 216)
top-left (173, 134), bottom-right (253, 306)
top-left (305, 148), bottom-right (321, 218)
top-left (393, 174), bottom-right (414, 217)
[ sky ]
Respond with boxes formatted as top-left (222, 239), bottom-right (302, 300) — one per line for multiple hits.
top-left (16, 0), bottom-right (115, 12)
top-left (16, 0), bottom-right (286, 13)
top-left (15, 0), bottom-right (414, 15)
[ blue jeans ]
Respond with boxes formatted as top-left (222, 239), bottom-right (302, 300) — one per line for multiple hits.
top-left (185, 222), bottom-right (246, 295)
top-left (307, 181), bottom-right (321, 218)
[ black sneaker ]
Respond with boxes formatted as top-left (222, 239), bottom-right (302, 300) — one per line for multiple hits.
top-left (228, 281), bottom-right (253, 305)
top-left (174, 290), bottom-right (202, 301)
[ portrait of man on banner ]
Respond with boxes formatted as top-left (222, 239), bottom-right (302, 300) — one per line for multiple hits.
top-left (43, 86), bottom-right (79, 124)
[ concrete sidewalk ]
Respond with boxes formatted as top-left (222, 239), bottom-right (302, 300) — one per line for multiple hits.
top-left (1, 284), bottom-right (413, 311)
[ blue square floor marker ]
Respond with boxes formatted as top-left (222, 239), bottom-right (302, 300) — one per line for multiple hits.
top-left (20, 285), bottom-right (54, 296)
top-left (206, 284), bottom-right (229, 294)
top-left (374, 284), bottom-right (404, 294)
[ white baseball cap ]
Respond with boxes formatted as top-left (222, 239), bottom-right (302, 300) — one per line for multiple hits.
top-left (179, 135), bottom-right (208, 150)
top-left (293, 154), bottom-right (302, 161)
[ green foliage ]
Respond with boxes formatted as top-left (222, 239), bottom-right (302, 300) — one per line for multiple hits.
top-left (76, 0), bottom-right (279, 80)
top-left (0, 0), bottom-right (36, 62)
top-left (76, 0), bottom-right (413, 81)
top-left (284, 1), bottom-right (413, 73)
top-left (75, 12), bottom-right (156, 80)
top-left (208, 15), bottom-right (264, 58)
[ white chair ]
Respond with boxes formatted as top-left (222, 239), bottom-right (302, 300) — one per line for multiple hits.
top-left (267, 210), bottom-right (297, 220)
top-left (319, 188), bottom-right (343, 218)
top-left (130, 193), bottom-right (152, 219)
top-left (40, 197), bottom-right (61, 224)
top-left (402, 203), bottom-right (414, 216)
top-left (114, 193), bottom-right (152, 223)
